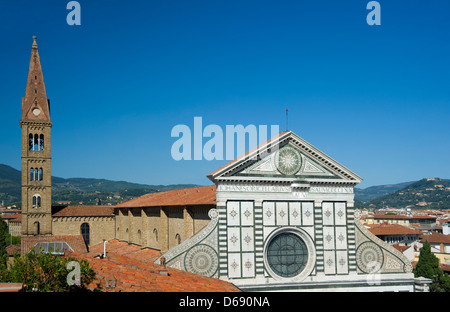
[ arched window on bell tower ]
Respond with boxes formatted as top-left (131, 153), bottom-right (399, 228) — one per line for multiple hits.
top-left (34, 134), bottom-right (39, 151)
top-left (39, 134), bottom-right (44, 151)
top-left (29, 134), bottom-right (33, 151)
top-left (32, 194), bottom-right (41, 208)
top-left (34, 222), bottom-right (40, 235)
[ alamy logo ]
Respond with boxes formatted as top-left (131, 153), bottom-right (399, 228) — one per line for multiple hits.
top-left (66, 261), bottom-right (81, 286)
top-left (171, 117), bottom-right (280, 161)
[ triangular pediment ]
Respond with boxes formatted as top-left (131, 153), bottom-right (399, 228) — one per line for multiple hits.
top-left (207, 131), bottom-right (362, 184)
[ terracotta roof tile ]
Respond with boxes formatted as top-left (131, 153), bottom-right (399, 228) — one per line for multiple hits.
top-left (67, 239), bottom-right (240, 292)
top-left (368, 224), bottom-right (422, 236)
top-left (420, 232), bottom-right (450, 244)
top-left (115, 185), bottom-right (216, 208)
top-left (52, 205), bottom-right (114, 217)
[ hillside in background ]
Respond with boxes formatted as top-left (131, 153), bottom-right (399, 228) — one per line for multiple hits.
top-left (366, 178), bottom-right (450, 209)
top-left (0, 164), bottom-right (199, 207)
top-left (354, 181), bottom-right (416, 203)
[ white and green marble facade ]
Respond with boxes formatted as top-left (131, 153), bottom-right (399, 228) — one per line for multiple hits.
top-left (158, 131), bottom-right (418, 292)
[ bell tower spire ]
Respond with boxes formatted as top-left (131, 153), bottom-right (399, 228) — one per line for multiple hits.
top-left (22, 36), bottom-right (51, 122)
top-left (20, 36), bottom-right (53, 236)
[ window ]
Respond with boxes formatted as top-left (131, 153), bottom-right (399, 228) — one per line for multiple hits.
top-left (30, 168), bottom-right (43, 182)
top-left (33, 222), bottom-right (40, 235)
top-left (32, 195), bottom-right (41, 208)
top-left (29, 134), bottom-right (33, 151)
top-left (81, 223), bottom-right (90, 246)
top-left (39, 134), bottom-right (44, 151)
top-left (34, 242), bottom-right (73, 255)
top-left (28, 134), bottom-right (44, 151)
top-left (34, 134), bottom-right (39, 151)
top-left (266, 232), bottom-right (308, 278)
top-left (175, 233), bottom-right (181, 245)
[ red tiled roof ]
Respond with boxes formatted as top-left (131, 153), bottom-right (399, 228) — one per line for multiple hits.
top-left (67, 239), bottom-right (240, 292)
top-left (373, 214), bottom-right (436, 220)
top-left (368, 224), bottom-right (422, 236)
top-left (1, 214), bottom-right (21, 221)
top-left (115, 185), bottom-right (216, 208)
top-left (21, 235), bottom-right (88, 254)
top-left (420, 233), bottom-right (450, 244)
top-left (52, 205), bottom-right (114, 217)
top-left (392, 244), bottom-right (410, 253)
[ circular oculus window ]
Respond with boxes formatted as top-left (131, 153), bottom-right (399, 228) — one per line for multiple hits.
top-left (264, 228), bottom-right (316, 281)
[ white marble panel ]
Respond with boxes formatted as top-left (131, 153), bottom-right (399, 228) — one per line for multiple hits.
top-left (324, 250), bottom-right (336, 275)
top-left (336, 250), bottom-right (349, 275)
top-left (323, 226), bottom-right (335, 250)
top-left (228, 253), bottom-right (241, 278)
top-left (263, 202), bottom-right (275, 226)
top-left (335, 226), bottom-right (347, 250)
top-left (242, 253), bottom-right (255, 278)
top-left (302, 202), bottom-right (314, 226)
top-left (227, 201), bottom-right (240, 226)
top-left (227, 227), bottom-right (241, 252)
top-left (322, 202), bottom-right (334, 226)
top-left (276, 202), bottom-right (289, 226)
top-left (241, 227), bottom-right (254, 252)
top-left (334, 202), bottom-right (347, 226)
top-left (289, 202), bottom-right (301, 226)
top-left (240, 201), bottom-right (254, 226)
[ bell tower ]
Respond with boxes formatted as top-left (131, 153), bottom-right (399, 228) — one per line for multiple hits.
top-left (20, 36), bottom-right (53, 236)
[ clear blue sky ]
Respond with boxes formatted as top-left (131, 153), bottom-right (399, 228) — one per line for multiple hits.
top-left (0, 0), bottom-right (449, 188)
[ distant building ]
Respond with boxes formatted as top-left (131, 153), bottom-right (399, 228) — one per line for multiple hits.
top-left (367, 223), bottom-right (421, 245)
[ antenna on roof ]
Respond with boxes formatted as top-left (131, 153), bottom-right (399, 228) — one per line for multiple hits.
top-left (285, 108), bottom-right (289, 131)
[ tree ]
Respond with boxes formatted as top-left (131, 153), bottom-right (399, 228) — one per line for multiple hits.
top-left (0, 248), bottom-right (96, 292)
top-left (0, 219), bottom-right (8, 268)
top-left (414, 240), bottom-right (450, 292)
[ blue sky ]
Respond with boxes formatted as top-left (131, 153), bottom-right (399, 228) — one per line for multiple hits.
top-left (0, 0), bottom-right (449, 188)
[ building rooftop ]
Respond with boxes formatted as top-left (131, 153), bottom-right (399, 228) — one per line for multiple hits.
top-left (21, 235), bottom-right (88, 254)
top-left (420, 232), bottom-right (450, 244)
top-left (52, 205), bottom-right (114, 217)
top-left (67, 239), bottom-right (240, 292)
top-left (367, 223), bottom-right (422, 236)
top-left (115, 185), bottom-right (216, 208)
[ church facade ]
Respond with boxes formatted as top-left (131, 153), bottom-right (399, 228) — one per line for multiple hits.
top-left (158, 131), bottom-right (417, 291)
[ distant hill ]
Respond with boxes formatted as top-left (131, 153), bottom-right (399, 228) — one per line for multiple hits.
top-left (365, 178), bottom-right (450, 209)
top-left (354, 181), bottom-right (416, 203)
top-left (0, 164), bottom-right (199, 207)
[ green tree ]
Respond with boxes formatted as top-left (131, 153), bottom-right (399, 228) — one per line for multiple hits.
top-left (0, 219), bottom-right (8, 268)
top-left (0, 248), bottom-right (96, 292)
top-left (414, 240), bottom-right (450, 292)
